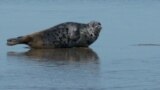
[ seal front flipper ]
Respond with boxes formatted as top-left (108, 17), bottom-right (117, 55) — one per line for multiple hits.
top-left (67, 25), bottom-right (80, 47)
top-left (7, 35), bottom-right (32, 46)
top-left (68, 25), bottom-right (80, 40)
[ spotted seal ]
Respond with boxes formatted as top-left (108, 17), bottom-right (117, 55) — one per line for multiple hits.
top-left (7, 21), bottom-right (102, 49)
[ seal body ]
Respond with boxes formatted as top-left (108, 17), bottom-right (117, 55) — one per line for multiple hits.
top-left (7, 21), bottom-right (102, 49)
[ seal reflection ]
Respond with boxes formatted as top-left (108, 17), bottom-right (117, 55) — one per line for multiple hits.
top-left (7, 48), bottom-right (99, 64)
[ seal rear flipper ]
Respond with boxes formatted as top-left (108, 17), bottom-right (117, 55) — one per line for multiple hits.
top-left (7, 35), bottom-right (32, 46)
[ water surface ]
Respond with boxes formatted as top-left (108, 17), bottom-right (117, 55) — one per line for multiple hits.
top-left (0, 0), bottom-right (160, 90)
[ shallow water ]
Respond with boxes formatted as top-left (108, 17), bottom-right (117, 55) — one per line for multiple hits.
top-left (0, 0), bottom-right (160, 90)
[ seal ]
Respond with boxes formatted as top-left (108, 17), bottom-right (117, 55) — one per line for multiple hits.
top-left (7, 21), bottom-right (102, 49)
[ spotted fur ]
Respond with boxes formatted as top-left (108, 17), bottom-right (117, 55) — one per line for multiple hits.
top-left (7, 21), bottom-right (101, 49)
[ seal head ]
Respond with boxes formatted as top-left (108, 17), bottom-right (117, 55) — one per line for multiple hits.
top-left (76, 21), bottom-right (102, 47)
top-left (88, 21), bottom-right (102, 32)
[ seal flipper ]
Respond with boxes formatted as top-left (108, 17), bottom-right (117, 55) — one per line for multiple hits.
top-left (68, 27), bottom-right (80, 40)
top-left (7, 35), bottom-right (32, 46)
top-left (67, 26), bottom-right (81, 47)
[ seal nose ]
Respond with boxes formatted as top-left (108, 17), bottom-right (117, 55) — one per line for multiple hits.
top-left (96, 22), bottom-right (102, 30)
top-left (98, 25), bottom-right (102, 30)
top-left (98, 22), bottom-right (101, 26)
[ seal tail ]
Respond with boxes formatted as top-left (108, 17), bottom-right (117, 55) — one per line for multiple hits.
top-left (7, 36), bottom-right (31, 46)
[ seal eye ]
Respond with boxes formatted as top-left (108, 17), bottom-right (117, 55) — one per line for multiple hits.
top-left (98, 22), bottom-right (101, 26)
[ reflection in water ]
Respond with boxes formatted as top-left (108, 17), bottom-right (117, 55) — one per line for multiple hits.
top-left (6, 48), bottom-right (100, 89)
top-left (7, 48), bottom-right (99, 64)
